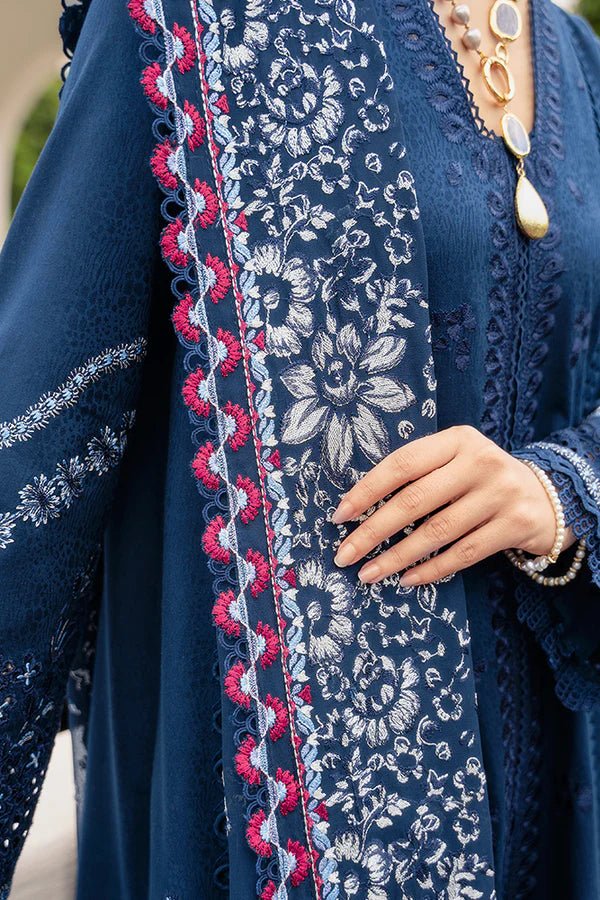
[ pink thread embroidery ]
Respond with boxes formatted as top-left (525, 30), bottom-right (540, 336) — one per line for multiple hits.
top-left (256, 621), bottom-right (279, 669)
top-left (235, 735), bottom-right (262, 785)
top-left (247, 810), bottom-right (272, 857)
top-left (191, 442), bottom-right (220, 490)
top-left (276, 769), bottom-right (299, 816)
top-left (264, 694), bottom-right (288, 741)
top-left (182, 368), bottom-right (210, 418)
top-left (236, 475), bottom-right (261, 524)
top-left (212, 589), bottom-right (241, 637)
top-left (216, 328), bottom-right (242, 376)
top-left (151, 140), bottom-right (179, 190)
top-left (224, 660), bottom-right (252, 709)
top-left (192, 179), bottom-right (218, 228)
top-left (183, 100), bottom-right (205, 150)
top-left (173, 294), bottom-right (201, 343)
top-left (203, 254), bottom-right (231, 303)
top-left (172, 23), bottom-right (195, 73)
top-left (141, 62), bottom-right (168, 109)
top-left (245, 548), bottom-right (269, 597)
top-left (127, 0), bottom-right (156, 34)
top-left (261, 881), bottom-right (277, 900)
top-left (287, 840), bottom-right (310, 887)
top-left (223, 402), bottom-right (251, 452)
top-left (202, 515), bottom-right (231, 564)
top-left (160, 219), bottom-right (190, 268)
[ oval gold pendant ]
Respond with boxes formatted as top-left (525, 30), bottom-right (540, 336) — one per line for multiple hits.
top-left (515, 174), bottom-right (549, 240)
top-left (501, 112), bottom-right (531, 159)
top-left (482, 56), bottom-right (515, 104)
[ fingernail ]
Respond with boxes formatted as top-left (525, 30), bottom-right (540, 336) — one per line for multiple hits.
top-left (399, 571), bottom-right (418, 587)
top-left (332, 498), bottom-right (354, 525)
top-left (334, 542), bottom-right (356, 567)
top-left (358, 562), bottom-right (382, 584)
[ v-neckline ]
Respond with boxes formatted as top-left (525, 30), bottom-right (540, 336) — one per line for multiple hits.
top-left (425, 0), bottom-right (543, 150)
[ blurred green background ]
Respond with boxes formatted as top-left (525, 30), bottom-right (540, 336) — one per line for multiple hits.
top-left (8, 2), bottom-right (600, 214)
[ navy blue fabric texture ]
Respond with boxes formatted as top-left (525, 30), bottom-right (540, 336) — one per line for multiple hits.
top-left (0, 0), bottom-right (599, 897)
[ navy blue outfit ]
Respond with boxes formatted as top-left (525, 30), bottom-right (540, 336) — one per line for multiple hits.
top-left (1, 0), bottom-right (600, 898)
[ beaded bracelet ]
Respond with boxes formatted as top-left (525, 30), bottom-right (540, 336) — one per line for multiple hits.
top-left (504, 459), bottom-right (587, 586)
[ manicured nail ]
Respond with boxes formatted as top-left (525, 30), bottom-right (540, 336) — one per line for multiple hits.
top-left (332, 498), bottom-right (354, 524)
top-left (399, 571), bottom-right (418, 587)
top-left (358, 562), bottom-right (382, 584)
top-left (334, 542), bottom-right (356, 567)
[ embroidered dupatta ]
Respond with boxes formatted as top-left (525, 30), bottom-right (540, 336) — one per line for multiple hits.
top-left (126, 0), bottom-right (496, 895)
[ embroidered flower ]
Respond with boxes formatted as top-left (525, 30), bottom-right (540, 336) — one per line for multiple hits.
top-left (253, 241), bottom-right (316, 357)
top-left (235, 735), bottom-right (263, 785)
top-left (173, 294), bottom-right (201, 343)
top-left (0, 512), bottom-right (16, 549)
top-left (259, 59), bottom-right (344, 157)
top-left (192, 179), bottom-right (219, 229)
top-left (315, 664), bottom-right (350, 702)
top-left (161, 219), bottom-right (190, 268)
top-left (308, 145), bottom-right (351, 194)
top-left (221, 5), bottom-right (269, 74)
top-left (298, 558), bottom-right (354, 665)
top-left (236, 475), bottom-right (261, 524)
top-left (224, 660), bottom-right (253, 709)
top-left (336, 838), bottom-right (392, 900)
top-left (244, 548), bottom-right (270, 597)
top-left (276, 768), bottom-right (299, 815)
top-left (343, 655), bottom-right (420, 747)
top-left (182, 368), bottom-right (211, 418)
top-left (172, 23), bottom-right (195, 74)
top-left (216, 328), bottom-right (242, 376)
top-left (358, 98), bottom-right (390, 133)
top-left (287, 839), bottom-right (310, 886)
top-left (260, 882), bottom-right (277, 900)
top-left (247, 810), bottom-right (272, 857)
top-left (453, 758), bottom-right (486, 804)
top-left (384, 227), bottom-right (414, 266)
top-left (202, 254), bottom-right (231, 304)
top-left (54, 457), bottom-right (86, 506)
top-left (183, 100), bottom-right (205, 150)
top-left (223, 402), bottom-right (251, 451)
top-left (191, 442), bottom-right (221, 490)
top-left (127, 0), bottom-right (157, 33)
top-left (17, 475), bottom-right (62, 527)
top-left (212, 589), bottom-right (242, 637)
top-left (431, 303), bottom-right (476, 373)
top-left (388, 736), bottom-right (424, 784)
top-left (255, 621), bottom-right (279, 669)
top-left (281, 323), bottom-right (416, 476)
top-left (432, 685), bottom-right (463, 722)
top-left (202, 515), bottom-right (232, 564)
top-left (86, 427), bottom-right (121, 475)
top-left (264, 694), bottom-right (288, 740)
top-left (151, 140), bottom-right (180, 190)
top-left (383, 171), bottom-right (419, 221)
top-left (141, 62), bottom-right (169, 110)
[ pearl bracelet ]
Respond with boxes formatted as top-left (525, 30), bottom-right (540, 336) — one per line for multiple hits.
top-left (504, 459), bottom-right (587, 586)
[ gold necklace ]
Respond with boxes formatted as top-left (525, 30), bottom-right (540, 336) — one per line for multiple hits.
top-left (445, 0), bottom-right (549, 240)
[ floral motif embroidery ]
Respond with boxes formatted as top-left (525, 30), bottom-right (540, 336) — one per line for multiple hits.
top-left (0, 412), bottom-right (135, 549)
top-left (431, 303), bottom-right (476, 372)
top-left (0, 339), bottom-right (146, 450)
top-left (129, 0), bottom-right (497, 896)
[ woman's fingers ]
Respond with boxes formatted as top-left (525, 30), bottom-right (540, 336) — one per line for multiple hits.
top-left (332, 429), bottom-right (460, 524)
top-left (397, 521), bottom-right (509, 586)
top-left (334, 460), bottom-right (471, 568)
top-left (356, 491), bottom-right (495, 582)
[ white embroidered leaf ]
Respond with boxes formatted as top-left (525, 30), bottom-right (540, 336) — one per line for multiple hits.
top-left (281, 398), bottom-right (328, 443)
top-left (359, 376), bottom-right (416, 412)
top-left (359, 335), bottom-right (407, 373)
top-left (280, 364), bottom-right (318, 399)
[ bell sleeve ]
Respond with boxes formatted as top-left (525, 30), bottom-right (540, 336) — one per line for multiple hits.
top-left (0, 0), bottom-right (161, 892)
top-left (511, 404), bottom-right (600, 712)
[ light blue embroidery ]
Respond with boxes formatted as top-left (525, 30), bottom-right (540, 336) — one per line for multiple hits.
top-left (0, 339), bottom-right (146, 450)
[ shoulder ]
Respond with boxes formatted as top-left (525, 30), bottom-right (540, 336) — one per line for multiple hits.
top-left (552, 4), bottom-right (600, 67)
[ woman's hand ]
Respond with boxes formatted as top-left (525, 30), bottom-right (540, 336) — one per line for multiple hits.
top-left (331, 424), bottom-right (576, 586)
